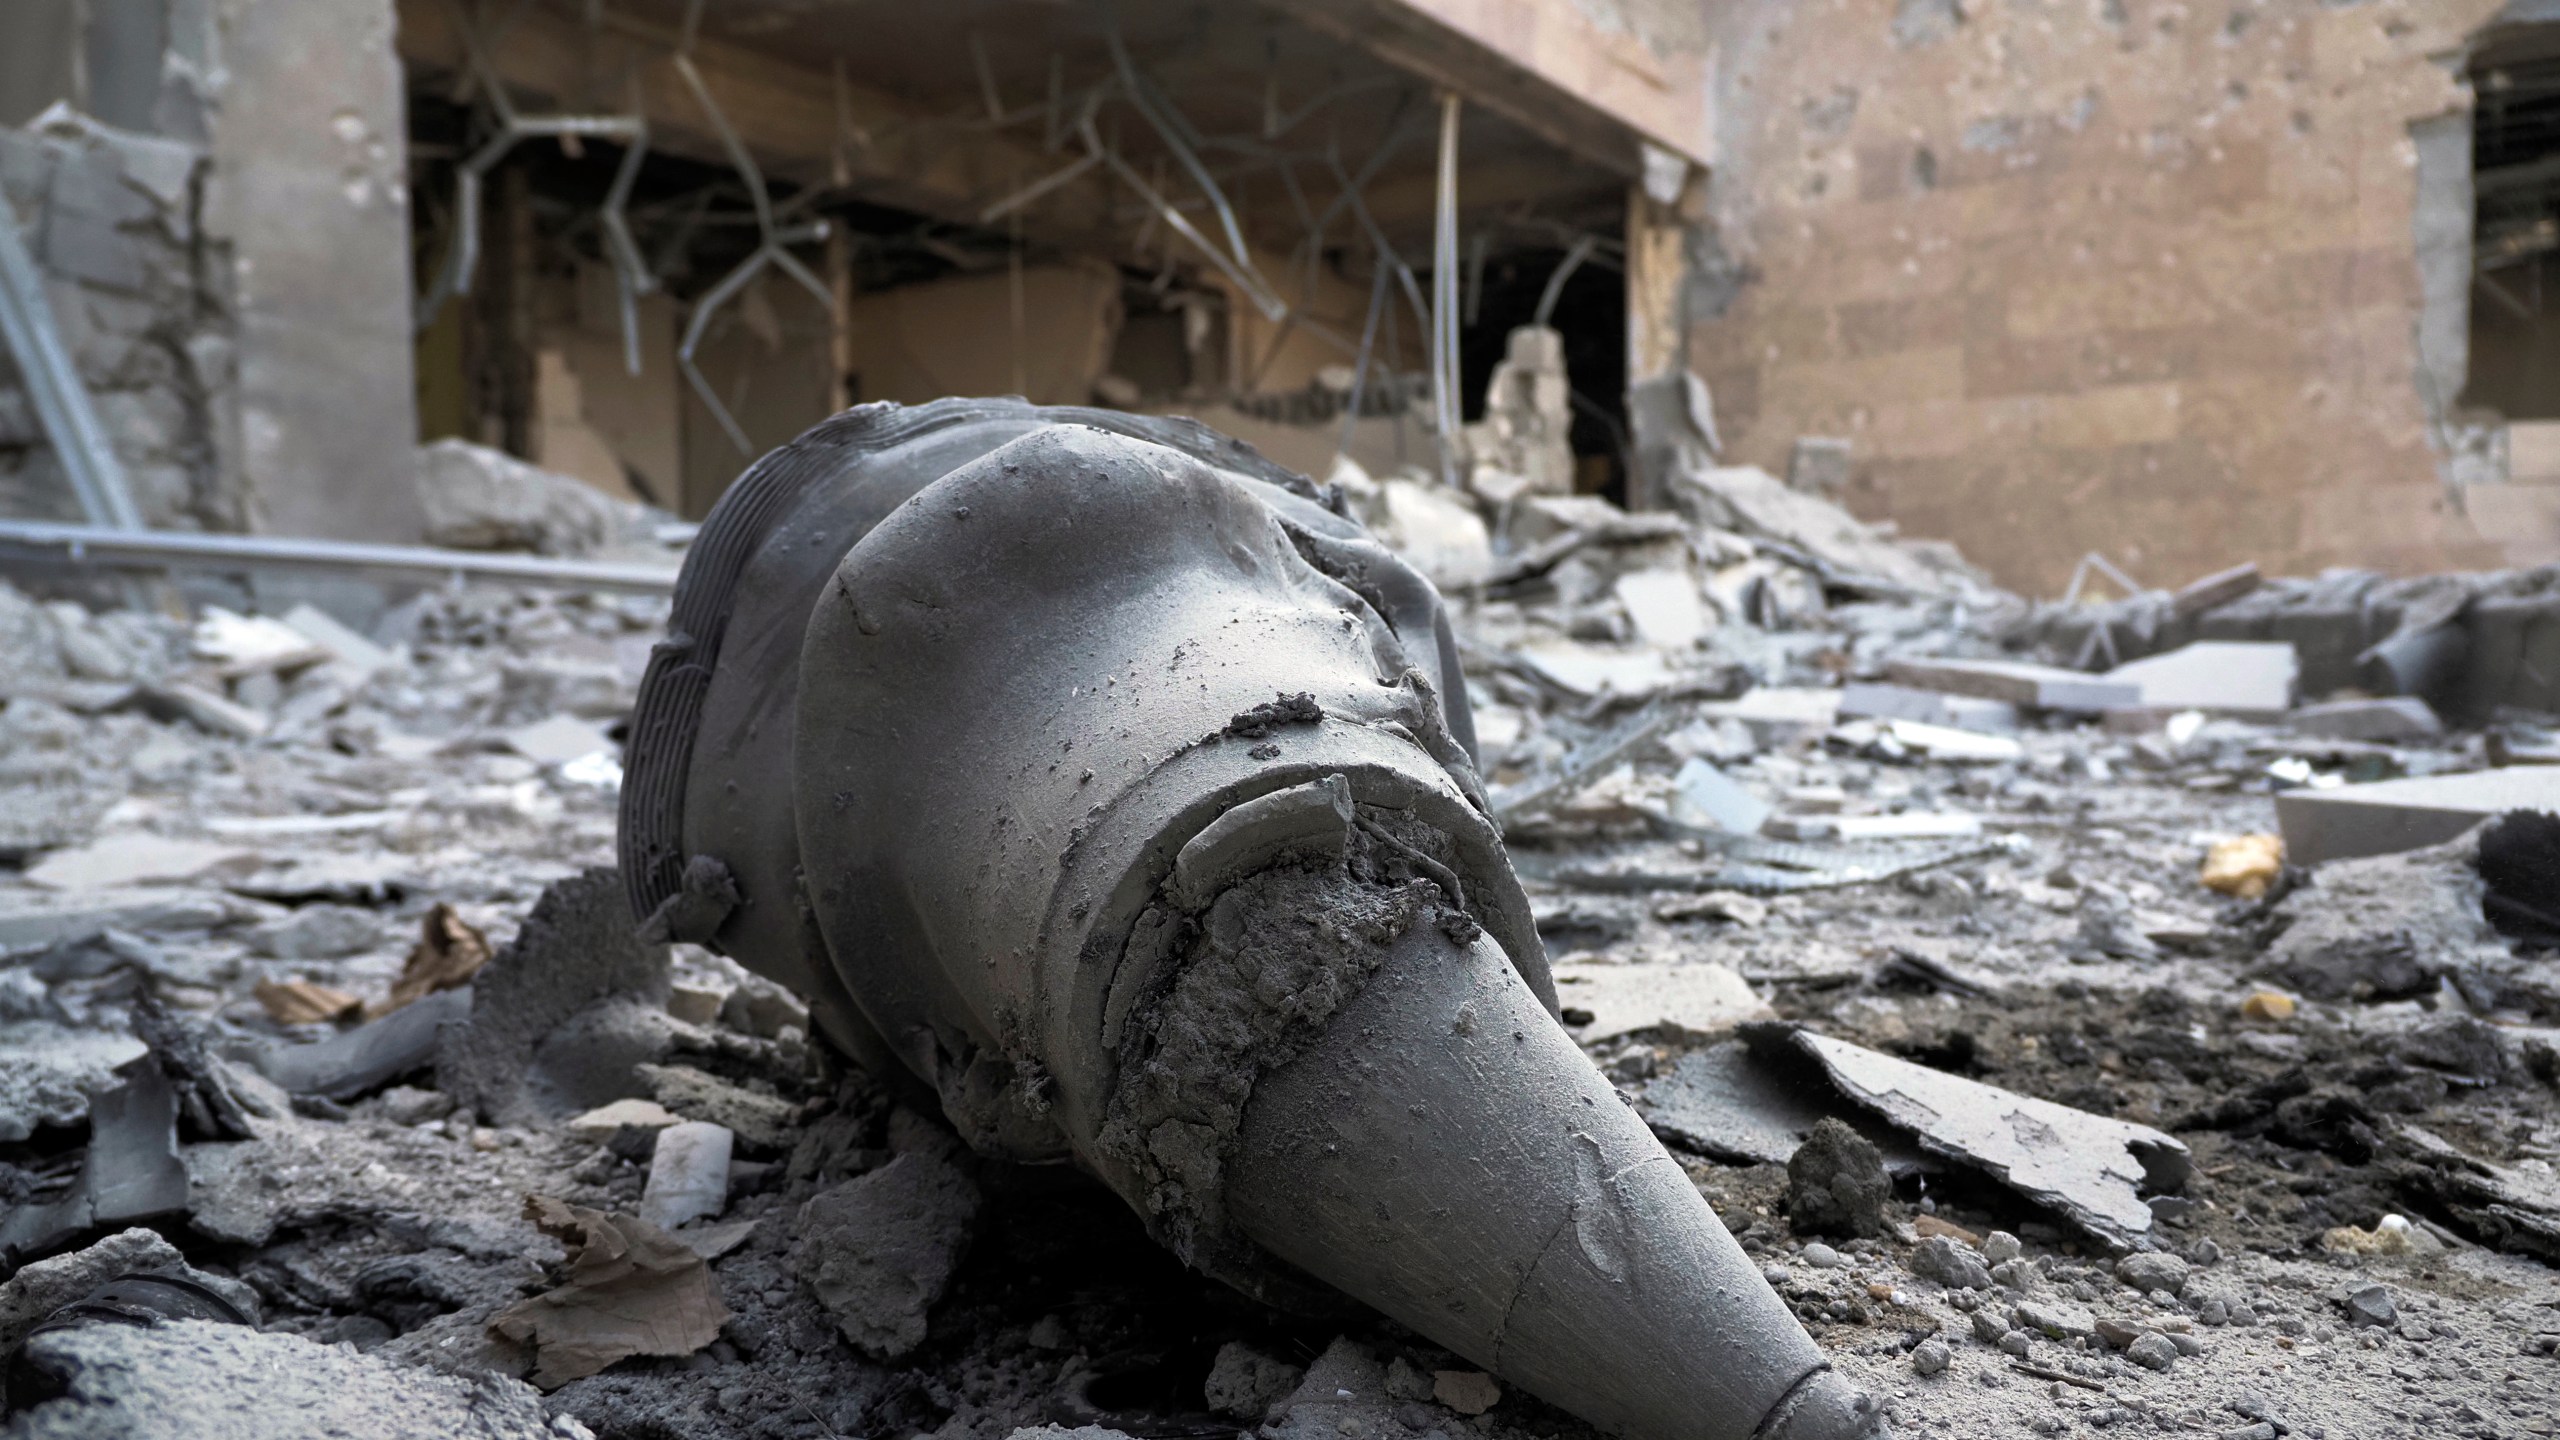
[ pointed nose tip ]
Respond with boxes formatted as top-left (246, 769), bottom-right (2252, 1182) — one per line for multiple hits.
top-left (1228, 923), bottom-right (1884, 1440)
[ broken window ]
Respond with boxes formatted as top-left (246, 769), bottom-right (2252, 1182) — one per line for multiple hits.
top-left (2465, 30), bottom-right (2560, 424)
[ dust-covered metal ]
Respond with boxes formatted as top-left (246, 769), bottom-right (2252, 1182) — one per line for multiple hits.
top-left (619, 399), bottom-right (1892, 1440)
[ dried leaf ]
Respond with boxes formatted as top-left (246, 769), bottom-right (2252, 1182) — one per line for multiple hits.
top-left (373, 903), bottom-right (490, 1017)
top-left (254, 977), bottom-right (363, 1026)
top-left (488, 1196), bottom-right (729, 1388)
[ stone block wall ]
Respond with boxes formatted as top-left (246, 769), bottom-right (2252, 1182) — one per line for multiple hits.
top-left (0, 107), bottom-right (236, 529)
top-left (1691, 0), bottom-right (2518, 596)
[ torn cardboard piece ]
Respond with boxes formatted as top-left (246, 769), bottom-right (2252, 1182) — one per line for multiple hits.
top-left (488, 1195), bottom-right (729, 1388)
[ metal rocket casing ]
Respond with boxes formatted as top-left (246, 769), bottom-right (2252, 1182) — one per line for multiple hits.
top-left (620, 399), bottom-right (1888, 1440)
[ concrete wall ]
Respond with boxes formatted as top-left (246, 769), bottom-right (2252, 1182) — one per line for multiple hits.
top-left (1691, 0), bottom-right (2521, 596)
top-left (0, 111), bottom-right (236, 529)
top-left (207, 0), bottom-right (423, 541)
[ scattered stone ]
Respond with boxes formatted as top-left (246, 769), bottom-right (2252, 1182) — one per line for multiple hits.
top-left (1997, 1329), bottom-right (2032, 1358)
top-left (640, 1064), bottom-right (798, 1151)
top-left (1204, 1341), bottom-right (1305, 1421)
top-left (2343, 1283), bottom-right (2398, 1328)
top-left (248, 903), bottom-right (379, 960)
top-left (2012, 1297), bottom-right (2097, 1340)
top-left (1775, 1027), bottom-right (2191, 1251)
top-left (1970, 1310), bottom-right (2007, 1344)
top-left (2104, 641), bottom-right (2296, 718)
top-left (2124, 1332), bottom-right (2178, 1371)
top-left (1801, 1242), bottom-right (1845, 1269)
top-left (2115, 1252), bottom-right (2190, 1293)
top-left (1910, 1338), bottom-right (1950, 1376)
top-left (371, 1085), bottom-right (454, 1126)
top-left (565, 1097), bottom-right (681, 1141)
top-left (1980, 1231), bottom-right (2022, 1265)
top-left (1909, 1235), bottom-right (1992, 1290)
top-left (1432, 1370), bottom-right (1501, 1415)
top-left (1787, 1117), bottom-right (1892, 1238)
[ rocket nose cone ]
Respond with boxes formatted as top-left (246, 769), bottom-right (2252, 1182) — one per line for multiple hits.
top-left (1228, 923), bottom-right (1877, 1440)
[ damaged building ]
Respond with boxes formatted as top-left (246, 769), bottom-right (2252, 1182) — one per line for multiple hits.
top-left (2, 3), bottom-right (2560, 1440)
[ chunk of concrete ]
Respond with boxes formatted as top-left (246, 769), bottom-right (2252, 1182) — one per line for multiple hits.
top-left (1636, 1040), bottom-right (1924, 1175)
top-left (1772, 1026), bottom-right (2191, 1251)
top-left (793, 1148), bottom-right (982, 1359)
top-left (1205, 1341), bottom-right (1305, 1421)
top-left (2285, 697), bottom-right (2443, 743)
top-left (1695, 687), bottom-right (1840, 744)
top-left (435, 869), bottom-right (672, 1125)
top-left (2103, 641), bottom-right (2297, 718)
top-left (639, 1064), bottom-right (798, 1150)
top-left (0, 1228), bottom-right (258, 1353)
top-left (1666, 757), bottom-right (1770, 835)
top-left (1884, 658), bottom-right (2139, 713)
top-left (1372, 478), bottom-right (1493, 590)
top-left (25, 835), bottom-right (255, 890)
top-left (1837, 682), bottom-right (2018, 733)
top-left (1615, 568), bottom-right (1711, 651)
top-left (1551, 960), bottom-right (1770, 1041)
top-left (2254, 834), bottom-right (2506, 1001)
top-left (2276, 766), bottom-right (2560, 865)
top-left (416, 438), bottom-right (641, 557)
top-left (1511, 641), bottom-right (1676, 699)
top-left (1786, 1117), bottom-right (1891, 1238)
top-left (501, 713), bottom-right (613, 767)
top-left (3, 1318), bottom-right (565, 1440)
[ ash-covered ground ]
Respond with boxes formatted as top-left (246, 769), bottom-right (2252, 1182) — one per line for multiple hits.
top-left (2, 474), bottom-right (2557, 1440)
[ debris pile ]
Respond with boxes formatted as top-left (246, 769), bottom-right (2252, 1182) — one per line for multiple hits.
top-left (1, 414), bottom-right (2557, 1440)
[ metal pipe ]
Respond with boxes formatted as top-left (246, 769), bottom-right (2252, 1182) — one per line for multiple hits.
top-left (0, 518), bottom-right (677, 593)
top-left (1533, 234), bottom-right (1599, 329)
top-left (1081, 117), bottom-right (1288, 320)
top-left (1431, 93), bottom-right (1463, 473)
top-left (1337, 250), bottom-right (1393, 459)
top-left (0, 190), bottom-right (143, 530)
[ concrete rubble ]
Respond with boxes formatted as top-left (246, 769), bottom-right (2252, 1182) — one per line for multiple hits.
top-left (0, 410), bottom-right (2553, 1440)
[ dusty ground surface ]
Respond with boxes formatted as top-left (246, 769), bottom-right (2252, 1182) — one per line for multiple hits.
top-left (1, 538), bottom-right (2556, 1440)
